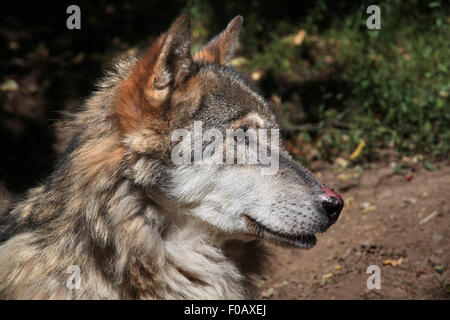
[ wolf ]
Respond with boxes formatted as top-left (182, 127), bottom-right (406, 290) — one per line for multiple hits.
top-left (0, 14), bottom-right (343, 299)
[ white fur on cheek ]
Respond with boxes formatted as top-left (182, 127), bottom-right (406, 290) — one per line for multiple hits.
top-left (167, 164), bottom-right (273, 233)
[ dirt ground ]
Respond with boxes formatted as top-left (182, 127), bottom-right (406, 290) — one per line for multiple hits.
top-left (256, 161), bottom-right (450, 300)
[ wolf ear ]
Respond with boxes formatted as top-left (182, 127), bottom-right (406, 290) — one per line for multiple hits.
top-left (194, 16), bottom-right (243, 66)
top-left (151, 14), bottom-right (193, 90)
top-left (114, 14), bottom-right (193, 132)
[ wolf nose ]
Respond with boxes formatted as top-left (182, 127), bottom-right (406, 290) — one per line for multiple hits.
top-left (321, 187), bottom-right (344, 223)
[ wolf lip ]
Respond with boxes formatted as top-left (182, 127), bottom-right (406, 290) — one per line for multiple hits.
top-left (243, 215), bottom-right (317, 249)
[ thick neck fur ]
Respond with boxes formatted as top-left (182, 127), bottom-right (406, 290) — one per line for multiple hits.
top-left (0, 57), bottom-right (266, 299)
top-left (0, 177), bottom-right (259, 299)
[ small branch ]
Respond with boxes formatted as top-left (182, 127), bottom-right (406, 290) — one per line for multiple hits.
top-left (282, 106), bottom-right (353, 132)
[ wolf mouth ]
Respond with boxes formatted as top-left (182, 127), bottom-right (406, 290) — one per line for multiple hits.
top-left (243, 215), bottom-right (317, 249)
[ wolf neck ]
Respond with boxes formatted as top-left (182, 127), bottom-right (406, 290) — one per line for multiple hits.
top-left (52, 160), bottom-right (251, 299)
top-left (101, 179), bottom-right (249, 299)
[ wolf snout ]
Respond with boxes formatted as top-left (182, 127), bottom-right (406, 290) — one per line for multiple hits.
top-left (319, 186), bottom-right (344, 225)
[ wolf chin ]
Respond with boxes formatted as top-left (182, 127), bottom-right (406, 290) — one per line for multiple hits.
top-left (0, 14), bottom-right (343, 299)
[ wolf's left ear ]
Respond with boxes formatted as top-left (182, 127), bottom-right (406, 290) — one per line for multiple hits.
top-left (152, 14), bottom-right (193, 90)
top-left (115, 14), bottom-right (193, 132)
top-left (194, 16), bottom-right (243, 65)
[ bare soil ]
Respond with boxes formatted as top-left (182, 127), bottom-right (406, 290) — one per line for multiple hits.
top-left (256, 161), bottom-right (450, 299)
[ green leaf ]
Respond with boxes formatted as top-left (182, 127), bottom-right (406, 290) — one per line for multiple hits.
top-left (437, 63), bottom-right (448, 73)
top-left (435, 265), bottom-right (444, 274)
top-left (428, 2), bottom-right (441, 8)
top-left (393, 164), bottom-right (403, 174)
top-left (422, 47), bottom-right (432, 58)
top-left (424, 161), bottom-right (436, 171)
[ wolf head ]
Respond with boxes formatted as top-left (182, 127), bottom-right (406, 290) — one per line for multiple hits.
top-left (114, 14), bottom-right (343, 249)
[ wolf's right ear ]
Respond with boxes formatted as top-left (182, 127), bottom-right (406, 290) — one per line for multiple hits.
top-left (194, 16), bottom-right (243, 66)
top-left (114, 14), bottom-right (193, 132)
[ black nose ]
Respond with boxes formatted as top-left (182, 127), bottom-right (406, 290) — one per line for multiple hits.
top-left (321, 187), bottom-right (344, 223)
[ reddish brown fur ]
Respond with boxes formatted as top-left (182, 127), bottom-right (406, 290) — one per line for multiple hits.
top-left (194, 16), bottom-right (243, 65)
top-left (114, 35), bottom-right (167, 133)
top-left (75, 137), bottom-right (125, 181)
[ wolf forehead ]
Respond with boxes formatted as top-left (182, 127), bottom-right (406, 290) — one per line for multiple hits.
top-left (109, 57), bottom-right (277, 139)
top-left (163, 63), bottom-right (278, 131)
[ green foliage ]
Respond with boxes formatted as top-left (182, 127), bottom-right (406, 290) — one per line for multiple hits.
top-left (331, 0), bottom-right (450, 159)
top-left (185, 0), bottom-right (449, 161)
